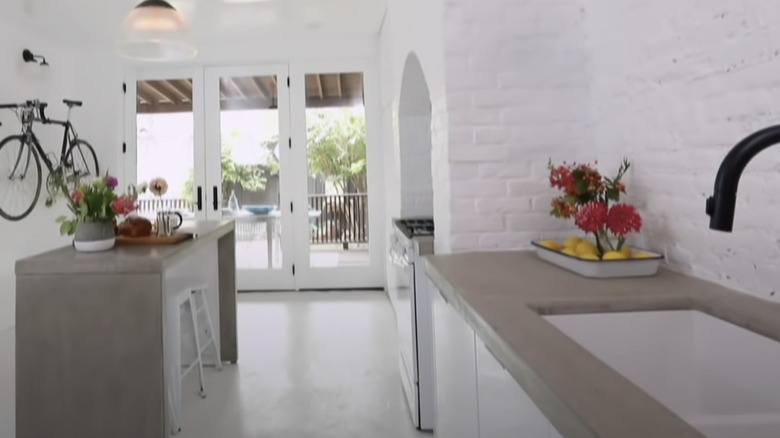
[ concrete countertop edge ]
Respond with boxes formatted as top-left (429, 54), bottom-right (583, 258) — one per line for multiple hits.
top-left (14, 220), bottom-right (235, 276)
top-left (423, 252), bottom-right (717, 438)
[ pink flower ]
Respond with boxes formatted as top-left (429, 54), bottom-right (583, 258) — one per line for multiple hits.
top-left (71, 190), bottom-right (83, 204)
top-left (575, 201), bottom-right (608, 233)
top-left (606, 204), bottom-right (642, 236)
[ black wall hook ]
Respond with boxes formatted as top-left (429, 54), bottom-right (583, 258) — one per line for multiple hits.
top-left (22, 49), bottom-right (49, 66)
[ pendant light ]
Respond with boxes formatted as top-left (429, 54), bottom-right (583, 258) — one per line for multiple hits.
top-left (117, 0), bottom-right (197, 62)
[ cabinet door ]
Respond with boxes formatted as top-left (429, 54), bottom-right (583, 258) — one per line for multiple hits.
top-left (476, 340), bottom-right (552, 438)
top-left (432, 284), bottom-right (479, 438)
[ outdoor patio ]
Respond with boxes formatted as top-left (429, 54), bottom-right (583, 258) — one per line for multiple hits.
top-left (236, 239), bottom-right (370, 270)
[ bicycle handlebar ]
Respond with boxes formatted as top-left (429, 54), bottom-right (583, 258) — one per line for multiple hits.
top-left (0, 101), bottom-right (49, 122)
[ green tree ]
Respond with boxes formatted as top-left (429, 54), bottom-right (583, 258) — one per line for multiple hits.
top-left (307, 109), bottom-right (366, 193)
top-left (182, 144), bottom-right (275, 205)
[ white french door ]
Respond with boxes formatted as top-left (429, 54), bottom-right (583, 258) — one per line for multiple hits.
top-left (122, 68), bottom-right (207, 222)
top-left (288, 60), bottom-right (383, 290)
top-left (203, 65), bottom-right (295, 291)
top-left (123, 59), bottom-right (383, 291)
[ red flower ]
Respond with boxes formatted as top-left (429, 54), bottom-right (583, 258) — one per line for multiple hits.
top-left (606, 204), bottom-right (642, 236)
top-left (111, 195), bottom-right (137, 216)
top-left (614, 181), bottom-right (626, 193)
top-left (71, 190), bottom-right (83, 204)
top-left (551, 198), bottom-right (578, 219)
top-left (575, 202), bottom-right (608, 233)
top-left (549, 166), bottom-right (577, 196)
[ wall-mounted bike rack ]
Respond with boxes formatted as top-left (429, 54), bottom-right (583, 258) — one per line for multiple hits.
top-left (22, 49), bottom-right (49, 66)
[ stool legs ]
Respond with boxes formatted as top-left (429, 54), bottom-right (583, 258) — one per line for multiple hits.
top-left (187, 292), bottom-right (207, 399)
top-left (168, 285), bottom-right (222, 433)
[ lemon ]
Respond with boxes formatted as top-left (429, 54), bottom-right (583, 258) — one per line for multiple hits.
top-left (602, 251), bottom-right (629, 260)
top-left (538, 240), bottom-right (560, 251)
top-left (561, 248), bottom-right (578, 257)
top-left (632, 252), bottom-right (655, 259)
top-left (579, 253), bottom-right (600, 260)
top-left (563, 236), bottom-right (583, 250)
top-left (575, 241), bottom-right (598, 256)
top-left (619, 246), bottom-right (632, 258)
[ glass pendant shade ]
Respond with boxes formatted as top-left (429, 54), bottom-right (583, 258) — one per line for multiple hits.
top-left (117, 0), bottom-right (197, 62)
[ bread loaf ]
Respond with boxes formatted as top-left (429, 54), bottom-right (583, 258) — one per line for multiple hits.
top-left (118, 216), bottom-right (153, 237)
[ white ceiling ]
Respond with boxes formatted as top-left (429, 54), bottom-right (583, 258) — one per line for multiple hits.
top-left (14, 0), bottom-right (387, 47)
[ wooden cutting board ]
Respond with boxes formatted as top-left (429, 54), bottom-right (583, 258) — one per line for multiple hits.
top-left (115, 233), bottom-right (192, 246)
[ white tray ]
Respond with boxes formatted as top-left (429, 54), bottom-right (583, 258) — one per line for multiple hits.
top-left (531, 240), bottom-right (664, 279)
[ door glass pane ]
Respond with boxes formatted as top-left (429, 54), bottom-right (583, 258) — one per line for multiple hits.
top-left (135, 78), bottom-right (195, 221)
top-left (305, 72), bottom-right (369, 268)
top-left (218, 75), bottom-right (283, 271)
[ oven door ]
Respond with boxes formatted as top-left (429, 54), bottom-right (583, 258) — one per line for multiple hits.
top-left (389, 240), bottom-right (419, 425)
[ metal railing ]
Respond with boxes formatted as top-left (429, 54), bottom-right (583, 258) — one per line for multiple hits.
top-left (135, 194), bottom-right (369, 247)
top-left (136, 198), bottom-right (192, 215)
top-left (309, 193), bottom-right (368, 247)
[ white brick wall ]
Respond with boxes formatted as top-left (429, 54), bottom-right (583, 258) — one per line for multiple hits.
top-left (438, 0), bottom-right (780, 301)
top-left (442, 0), bottom-right (594, 252)
top-left (588, 0), bottom-right (780, 302)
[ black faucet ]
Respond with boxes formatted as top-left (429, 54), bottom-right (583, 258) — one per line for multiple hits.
top-left (706, 125), bottom-right (780, 231)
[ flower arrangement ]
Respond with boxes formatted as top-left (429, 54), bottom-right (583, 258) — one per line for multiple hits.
top-left (548, 159), bottom-right (642, 257)
top-left (148, 177), bottom-right (168, 197)
top-left (54, 174), bottom-right (146, 236)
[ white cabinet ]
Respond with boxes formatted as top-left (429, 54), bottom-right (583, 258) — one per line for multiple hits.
top-left (432, 283), bottom-right (479, 438)
top-left (476, 340), bottom-right (551, 438)
top-left (431, 280), bottom-right (565, 438)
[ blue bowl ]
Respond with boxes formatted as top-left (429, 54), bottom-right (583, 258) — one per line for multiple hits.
top-left (243, 205), bottom-right (276, 215)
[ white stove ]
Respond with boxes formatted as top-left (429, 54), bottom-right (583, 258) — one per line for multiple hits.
top-left (388, 218), bottom-right (435, 431)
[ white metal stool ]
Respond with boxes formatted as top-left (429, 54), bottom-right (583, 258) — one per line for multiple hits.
top-left (169, 284), bottom-right (222, 435)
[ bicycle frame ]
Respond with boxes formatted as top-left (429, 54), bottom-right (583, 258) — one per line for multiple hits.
top-left (44, 117), bottom-right (79, 166)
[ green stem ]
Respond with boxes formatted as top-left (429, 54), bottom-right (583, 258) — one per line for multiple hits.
top-left (593, 232), bottom-right (604, 256)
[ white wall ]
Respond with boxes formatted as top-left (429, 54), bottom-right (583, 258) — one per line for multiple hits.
top-left (588, 0), bottom-right (780, 302)
top-left (398, 54), bottom-right (434, 218)
top-left (380, 0), bottom-right (452, 253)
top-left (381, 0), bottom-right (780, 303)
top-left (441, 0), bottom-right (594, 252)
top-left (0, 14), bottom-right (122, 331)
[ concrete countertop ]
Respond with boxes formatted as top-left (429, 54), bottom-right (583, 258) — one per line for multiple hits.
top-left (424, 251), bottom-right (780, 438)
top-left (16, 220), bottom-right (234, 276)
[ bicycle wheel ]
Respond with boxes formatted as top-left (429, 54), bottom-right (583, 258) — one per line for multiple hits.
top-left (0, 135), bottom-right (42, 221)
top-left (64, 139), bottom-right (99, 187)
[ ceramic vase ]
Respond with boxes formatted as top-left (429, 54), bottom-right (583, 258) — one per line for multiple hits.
top-left (73, 221), bottom-right (116, 252)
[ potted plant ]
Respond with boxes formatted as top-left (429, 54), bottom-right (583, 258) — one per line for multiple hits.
top-left (545, 159), bottom-right (644, 258)
top-left (54, 175), bottom-right (144, 252)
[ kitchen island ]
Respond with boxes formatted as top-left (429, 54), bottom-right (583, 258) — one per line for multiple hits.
top-left (425, 251), bottom-right (780, 438)
top-left (14, 220), bottom-right (236, 438)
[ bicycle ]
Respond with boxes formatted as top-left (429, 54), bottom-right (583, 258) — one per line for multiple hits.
top-left (0, 99), bottom-right (99, 221)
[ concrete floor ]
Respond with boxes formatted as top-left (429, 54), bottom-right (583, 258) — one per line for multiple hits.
top-left (0, 291), bottom-right (429, 438)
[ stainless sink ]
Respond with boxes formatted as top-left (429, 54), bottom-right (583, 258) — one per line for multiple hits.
top-left (544, 310), bottom-right (780, 438)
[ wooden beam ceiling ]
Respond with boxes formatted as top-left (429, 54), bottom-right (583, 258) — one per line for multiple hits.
top-left (136, 73), bottom-right (364, 114)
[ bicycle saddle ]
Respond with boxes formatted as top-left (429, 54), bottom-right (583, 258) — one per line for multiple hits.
top-left (63, 99), bottom-right (82, 107)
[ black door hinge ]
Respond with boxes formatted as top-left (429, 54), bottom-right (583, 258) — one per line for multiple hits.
top-left (290, 202), bottom-right (294, 213)
top-left (288, 138), bottom-right (292, 149)
top-left (122, 142), bottom-right (126, 154)
top-left (292, 264), bottom-right (296, 275)
top-left (122, 82), bottom-right (127, 94)
top-left (287, 77), bottom-right (290, 87)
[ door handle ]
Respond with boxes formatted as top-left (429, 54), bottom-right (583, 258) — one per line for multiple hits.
top-left (213, 186), bottom-right (218, 211)
top-left (197, 186), bottom-right (203, 211)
